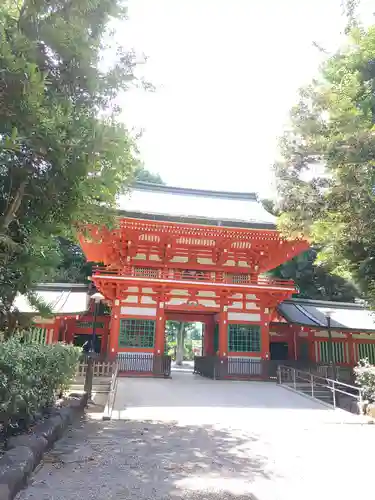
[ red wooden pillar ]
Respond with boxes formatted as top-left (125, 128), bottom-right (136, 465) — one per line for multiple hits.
top-left (204, 316), bottom-right (215, 355)
top-left (348, 333), bottom-right (355, 365)
top-left (108, 299), bottom-right (120, 360)
top-left (218, 304), bottom-right (228, 356)
top-left (51, 317), bottom-right (61, 343)
top-left (155, 300), bottom-right (166, 355)
top-left (260, 307), bottom-right (270, 360)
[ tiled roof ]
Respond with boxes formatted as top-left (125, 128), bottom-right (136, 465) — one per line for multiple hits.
top-left (117, 182), bottom-right (276, 228)
top-left (13, 283), bottom-right (89, 315)
top-left (278, 298), bottom-right (375, 332)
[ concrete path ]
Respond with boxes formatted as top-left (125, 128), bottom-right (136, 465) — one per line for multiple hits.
top-left (18, 372), bottom-right (374, 500)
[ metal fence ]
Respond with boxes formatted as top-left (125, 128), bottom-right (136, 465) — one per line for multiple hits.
top-left (117, 353), bottom-right (171, 378)
top-left (193, 356), bottom-right (356, 383)
top-left (277, 364), bottom-right (363, 414)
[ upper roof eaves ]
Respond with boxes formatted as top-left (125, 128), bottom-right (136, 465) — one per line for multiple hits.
top-left (117, 182), bottom-right (276, 229)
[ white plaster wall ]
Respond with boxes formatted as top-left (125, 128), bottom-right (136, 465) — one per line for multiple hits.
top-left (120, 306), bottom-right (157, 317)
top-left (229, 302), bottom-right (243, 309)
top-left (245, 302), bottom-right (258, 310)
top-left (169, 256), bottom-right (188, 263)
top-left (197, 257), bottom-right (214, 265)
top-left (141, 296), bottom-right (157, 304)
top-left (122, 296), bottom-right (138, 304)
top-left (198, 291), bottom-right (216, 297)
top-left (198, 299), bottom-right (217, 307)
top-left (171, 289), bottom-right (189, 296)
top-left (149, 254), bottom-right (161, 261)
top-left (228, 312), bottom-right (261, 322)
top-left (314, 330), bottom-right (347, 339)
top-left (133, 253), bottom-right (147, 260)
top-left (352, 333), bottom-right (375, 340)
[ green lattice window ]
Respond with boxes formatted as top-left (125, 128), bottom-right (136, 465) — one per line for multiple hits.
top-left (317, 341), bottom-right (347, 364)
top-left (358, 343), bottom-right (375, 364)
top-left (228, 324), bottom-right (261, 353)
top-left (119, 319), bottom-right (155, 348)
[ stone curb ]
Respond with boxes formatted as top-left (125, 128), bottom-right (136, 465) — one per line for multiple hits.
top-left (0, 393), bottom-right (87, 500)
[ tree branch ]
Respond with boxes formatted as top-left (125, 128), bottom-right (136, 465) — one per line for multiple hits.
top-left (0, 178), bottom-right (28, 232)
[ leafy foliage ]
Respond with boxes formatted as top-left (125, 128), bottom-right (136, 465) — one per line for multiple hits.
top-left (268, 249), bottom-right (359, 301)
top-left (275, 26), bottom-right (375, 305)
top-left (354, 358), bottom-right (375, 402)
top-left (0, 339), bottom-right (81, 433)
top-left (0, 0), bottom-right (140, 325)
top-left (261, 200), bottom-right (358, 301)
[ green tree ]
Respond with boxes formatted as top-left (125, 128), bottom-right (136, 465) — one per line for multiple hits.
top-left (261, 200), bottom-right (358, 301)
top-left (0, 0), bottom-right (139, 331)
top-left (275, 25), bottom-right (375, 304)
top-left (52, 167), bottom-right (164, 284)
top-left (133, 165), bottom-right (164, 184)
top-left (269, 249), bottom-right (359, 301)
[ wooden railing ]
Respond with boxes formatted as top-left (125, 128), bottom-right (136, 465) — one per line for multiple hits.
top-left (76, 359), bottom-right (116, 378)
top-left (93, 265), bottom-right (295, 289)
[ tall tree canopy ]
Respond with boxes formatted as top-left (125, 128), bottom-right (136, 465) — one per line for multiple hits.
top-left (275, 25), bottom-right (375, 304)
top-left (0, 0), bottom-right (139, 327)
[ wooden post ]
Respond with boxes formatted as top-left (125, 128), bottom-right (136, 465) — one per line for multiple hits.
top-left (108, 299), bottom-right (120, 360)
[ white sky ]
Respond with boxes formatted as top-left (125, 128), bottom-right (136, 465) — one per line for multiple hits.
top-left (115, 0), bottom-right (374, 197)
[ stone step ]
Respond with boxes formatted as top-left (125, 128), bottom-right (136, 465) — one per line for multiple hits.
top-left (70, 384), bottom-right (111, 393)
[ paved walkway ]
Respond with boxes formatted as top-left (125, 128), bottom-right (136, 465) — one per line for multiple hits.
top-left (18, 372), bottom-right (374, 500)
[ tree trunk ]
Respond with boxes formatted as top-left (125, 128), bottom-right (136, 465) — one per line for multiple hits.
top-left (175, 322), bottom-right (185, 366)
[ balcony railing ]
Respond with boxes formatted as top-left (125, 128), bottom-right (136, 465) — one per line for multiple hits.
top-left (93, 266), bottom-right (295, 289)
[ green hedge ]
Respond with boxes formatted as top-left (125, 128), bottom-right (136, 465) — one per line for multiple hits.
top-left (354, 358), bottom-right (375, 403)
top-left (0, 339), bottom-right (81, 432)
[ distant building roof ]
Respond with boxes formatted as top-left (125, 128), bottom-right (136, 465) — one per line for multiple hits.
top-left (13, 283), bottom-right (89, 315)
top-left (278, 298), bottom-right (375, 332)
top-left (117, 182), bottom-right (276, 229)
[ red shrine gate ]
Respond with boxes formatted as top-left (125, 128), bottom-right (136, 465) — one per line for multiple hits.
top-left (79, 183), bottom-right (308, 376)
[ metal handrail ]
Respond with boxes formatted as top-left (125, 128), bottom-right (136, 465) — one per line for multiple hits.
top-left (102, 362), bottom-right (119, 421)
top-left (277, 365), bottom-right (364, 413)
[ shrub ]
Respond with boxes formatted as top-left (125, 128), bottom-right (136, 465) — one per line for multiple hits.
top-left (354, 358), bottom-right (375, 403)
top-left (0, 339), bottom-right (81, 433)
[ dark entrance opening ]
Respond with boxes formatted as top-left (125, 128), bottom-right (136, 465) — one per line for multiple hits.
top-left (270, 341), bottom-right (289, 361)
top-left (73, 334), bottom-right (101, 354)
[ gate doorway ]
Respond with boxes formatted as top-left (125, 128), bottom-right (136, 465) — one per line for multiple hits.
top-left (270, 341), bottom-right (289, 361)
top-left (165, 311), bottom-right (216, 373)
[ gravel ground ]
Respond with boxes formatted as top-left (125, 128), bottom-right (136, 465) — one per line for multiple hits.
top-left (16, 373), bottom-right (375, 500)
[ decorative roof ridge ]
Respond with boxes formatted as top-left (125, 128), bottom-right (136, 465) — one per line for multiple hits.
top-left (33, 283), bottom-right (89, 291)
top-left (132, 181), bottom-right (258, 201)
top-left (285, 297), bottom-right (366, 310)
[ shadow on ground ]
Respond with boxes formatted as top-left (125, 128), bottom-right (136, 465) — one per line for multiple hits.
top-left (18, 415), bottom-right (268, 499)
